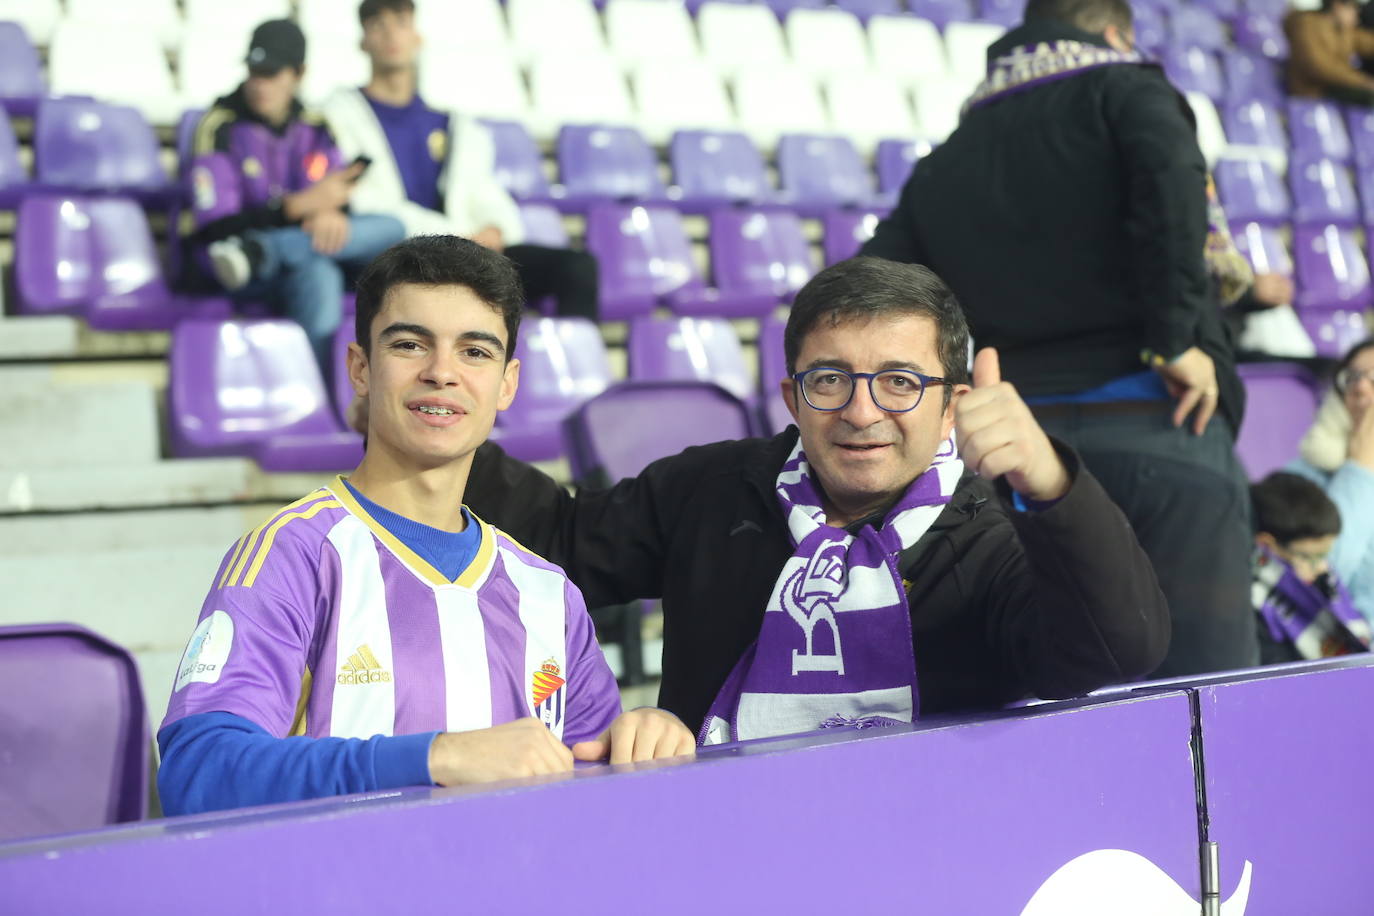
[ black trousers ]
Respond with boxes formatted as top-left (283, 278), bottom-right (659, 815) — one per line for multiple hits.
top-left (1033, 402), bottom-right (1260, 679)
top-left (504, 244), bottom-right (600, 321)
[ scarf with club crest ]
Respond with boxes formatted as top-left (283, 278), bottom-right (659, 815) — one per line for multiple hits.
top-left (1252, 545), bottom-right (1371, 660)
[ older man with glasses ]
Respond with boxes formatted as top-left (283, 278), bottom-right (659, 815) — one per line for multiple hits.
top-left (458, 257), bottom-right (1169, 745)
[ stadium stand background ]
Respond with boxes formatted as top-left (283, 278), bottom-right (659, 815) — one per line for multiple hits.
top-left (0, 0), bottom-right (1368, 729)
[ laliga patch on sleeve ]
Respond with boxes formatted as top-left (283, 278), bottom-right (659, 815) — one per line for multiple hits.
top-left (174, 610), bottom-right (235, 692)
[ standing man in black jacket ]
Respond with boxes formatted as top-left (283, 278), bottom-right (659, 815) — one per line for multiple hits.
top-left (462, 257), bottom-right (1168, 741)
top-left (861, 0), bottom-right (1257, 677)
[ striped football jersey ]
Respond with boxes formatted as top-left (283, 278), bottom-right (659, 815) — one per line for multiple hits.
top-left (163, 478), bottom-right (620, 745)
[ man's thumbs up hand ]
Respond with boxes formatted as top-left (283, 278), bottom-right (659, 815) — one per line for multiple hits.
top-left (955, 347), bottom-right (1071, 503)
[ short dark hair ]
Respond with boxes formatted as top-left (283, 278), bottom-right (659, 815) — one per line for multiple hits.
top-left (1321, 0), bottom-right (1357, 12)
top-left (353, 235), bottom-right (524, 359)
top-left (359, 0), bottom-right (415, 26)
top-left (1335, 336), bottom-right (1374, 393)
top-left (1023, 0), bottom-right (1132, 32)
top-left (784, 257), bottom-right (970, 406)
top-left (1251, 472), bottom-right (1342, 544)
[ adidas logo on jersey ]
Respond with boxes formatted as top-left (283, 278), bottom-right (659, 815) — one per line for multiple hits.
top-left (337, 644), bottom-right (393, 685)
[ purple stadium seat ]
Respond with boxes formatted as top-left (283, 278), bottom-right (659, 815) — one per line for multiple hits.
top-left (519, 203), bottom-right (570, 248)
top-left (1223, 53), bottom-right (1284, 107)
top-left (1222, 100), bottom-right (1287, 149)
top-left (174, 108), bottom-right (205, 179)
top-left (627, 315), bottom-right (755, 403)
top-left (776, 134), bottom-right (875, 215)
top-left (14, 195), bottom-right (230, 330)
top-left (481, 118), bottom-right (556, 204)
top-left (669, 129), bottom-right (776, 213)
top-left (169, 318), bottom-right (364, 471)
top-left (906, 0), bottom-right (976, 28)
top-left (0, 624), bottom-right (148, 843)
top-left (1244, 0), bottom-right (1289, 17)
top-left (1232, 14), bottom-right (1288, 60)
top-left (33, 98), bottom-right (175, 202)
top-left (757, 314), bottom-right (795, 434)
top-left (833, 0), bottom-right (903, 22)
top-left (1346, 107), bottom-right (1374, 169)
top-left (0, 22), bottom-right (44, 118)
top-left (1230, 221), bottom-right (1293, 277)
top-left (494, 316), bottom-right (614, 462)
top-left (1161, 45), bottom-right (1225, 102)
top-left (708, 208), bottom-right (813, 310)
top-left (765, 0), bottom-right (826, 13)
top-left (686, 0), bottom-right (755, 12)
top-left (978, 0), bottom-right (1023, 28)
top-left (1287, 99), bottom-right (1354, 163)
top-left (584, 203), bottom-right (722, 320)
top-left (1234, 363), bottom-right (1320, 479)
top-left (557, 124), bottom-right (668, 211)
top-left (876, 138), bottom-right (933, 198)
top-left (1299, 306), bottom-right (1370, 359)
top-left (1292, 224), bottom-right (1372, 310)
top-left (330, 325), bottom-right (356, 430)
top-left (1131, 5), bottom-right (1168, 55)
top-left (823, 210), bottom-right (882, 264)
top-left (0, 109), bottom-right (29, 208)
top-left (1168, 7), bottom-right (1228, 51)
top-left (1289, 157), bottom-right (1359, 227)
top-left (562, 380), bottom-right (757, 486)
top-left (1192, 0), bottom-right (1241, 18)
top-left (1213, 158), bottom-right (1290, 224)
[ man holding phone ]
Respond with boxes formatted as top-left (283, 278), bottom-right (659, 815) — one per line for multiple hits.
top-left (187, 19), bottom-right (405, 378)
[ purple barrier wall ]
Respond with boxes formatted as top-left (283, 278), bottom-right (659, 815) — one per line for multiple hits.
top-left (0, 693), bottom-right (1201, 915)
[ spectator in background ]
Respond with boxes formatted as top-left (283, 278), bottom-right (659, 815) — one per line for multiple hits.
top-left (188, 19), bottom-right (405, 378)
top-left (1289, 338), bottom-right (1374, 619)
top-left (322, 0), bottom-right (600, 321)
top-left (861, 0), bottom-right (1257, 676)
top-left (1250, 472), bottom-right (1369, 663)
top-left (1285, 0), bottom-right (1374, 105)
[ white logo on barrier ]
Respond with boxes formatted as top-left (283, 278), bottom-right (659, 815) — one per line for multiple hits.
top-left (1021, 849), bottom-right (1252, 916)
top-left (174, 610), bottom-right (234, 691)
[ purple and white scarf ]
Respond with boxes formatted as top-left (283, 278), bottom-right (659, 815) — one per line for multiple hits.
top-left (699, 438), bottom-right (963, 745)
top-left (962, 39), bottom-right (1148, 118)
top-left (1252, 546), bottom-right (1371, 660)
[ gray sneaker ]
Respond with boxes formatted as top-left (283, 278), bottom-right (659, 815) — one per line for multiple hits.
top-left (208, 237), bottom-right (256, 291)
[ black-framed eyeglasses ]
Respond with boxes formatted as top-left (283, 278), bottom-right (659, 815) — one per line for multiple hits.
top-left (792, 367), bottom-right (947, 413)
top-left (1336, 367), bottom-right (1374, 393)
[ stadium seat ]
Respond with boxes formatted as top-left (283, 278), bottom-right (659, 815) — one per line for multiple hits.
top-left (698, 2), bottom-right (791, 77)
top-left (868, 16), bottom-right (949, 85)
top-left (1232, 13), bottom-right (1288, 60)
top-left (508, 0), bottom-right (608, 64)
top-left (685, 0), bottom-right (753, 11)
top-left (519, 203), bottom-right (571, 249)
top-left (1222, 100), bottom-right (1288, 156)
top-left (1222, 51), bottom-right (1284, 107)
top-left (765, 0), bottom-right (828, 13)
top-left (33, 100), bottom-right (175, 201)
top-left (913, 76), bottom-right (972, 143)
top-left (669, 129), bottom-right (776, 213)
top-left (823, 210), bottom-right (882, 264)
top-left (1167, 6), bottom-right (1228, 51)
top-left (1299, 306), bottom-right (1370, 359)
top-left (528, 56), bottom-right (636, 141)
top-left (1230, 221), bottom-right (1293, 277)
top-left (784, 8), bottom-right (871, 77)
top-left (627, 316), bottom-right (755, 402)
top-left (605, 0), bottom-right (701, 67)
top-left (301, 44), bottom-right (371, 108)
top-left (64, 0), bottom-right (182, 49)
top-left (182, 0), bottom-right (290, 38)
top-left (1187, 93), bottom-right (1228, 166)
top-left (481, 119), bottom-right (556, 203)
top-left (708, 208), bottom-right (814, 310)
top-left (1347, 107), bottom-right (1374, 169)
top-left (1292, 224), bottom-right (1372, 310)
top-left (421, 51), bottom-right (532, 124)
top-left (585, 204), bottom-right (709, 320)
top-left (944, 22), bottom-right (1005, 86)
top-left (1160, 44), bottom-right (1225, 103)
top-left (557, 125), bottom-right (669, 211)
top-left (907, 0), bottom-right (976, 28)
top-left (632, 61), bottom-right (737, 147)
top-left (776, 134), bottom-right (875, 214)
top-left (1214, 158), bottom-right (1290, 225)
top-left (1234, 363), bottom-right (1320, 479)
top-left (297, 0), bottom-right (362, 41)
top-left (1289, 157), bottom-right (1359, 227)
top-left (168, 318), bottom-right (364, 471)
top-left (1354, 167), bottom-right (1374, 226)
top-left (48, 22), bottom-right (184, 125)
top-left (833, 0), bottom-right (904, 23)
top-left (979, 0), bottom-right (1023, 27)
top-left (0, 0), bottom-right (61, 46)
top-left (0, 624), bottom-right (148, 843)
top-left (491, 316), bottom-right (615, 462)
top-left (414, 0), bottom-right (511, 53)
top-left (14, 195), bottom-right (228, 330)
top-left (825, 71), bottom-right (920, 155)
top-left (876, 139), bottom-right (932, 198)
top-left (1130, 4), bottom-right (1168, 55)
top-left (756, 314), bottom-right (794, 434)
top-left (0, 110), bottom-right (29, 208)
top-left (0, 22), bottom-right (44, 118)
top-left (1288, 99), bottom-right (1354, 163)
top-left (732, 68), bottom-right (832, 151)
top-left (178, 29), bottom-right (256, 111)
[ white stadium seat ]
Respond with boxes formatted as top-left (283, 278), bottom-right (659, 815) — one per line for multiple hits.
top-left (732, 66), bottom-right (832, 151)
top-left (1187, 92), bottom-right (1228, 167)
top-left (508, 0), bottom-right (607, 64)
top-left (944, 21), bottom-right (1006, 86)
top-left (420, 50), bottom-right (533, 123)
top-left (698, 2), bottom-right (790, 77)
top-left (0, 0), bottom-right (63, 46)
top-left (913, 75), bottom-right (976, 142)
top-left (826, 72), bottom-right (919, 155)
top-left (65, 0), bottom-right (182, 50)
top-left (301, 44), bottom-right (372, 109)
top-left (605, 0), bottom-right (701, 68)
top-left (417, 0), bottom-right (511, 51)
top-left (633, 60), bottom-right (736, 145)
top-left (785, 8), bottom-right (872, 77)
top-left (178, 29), bottom-right (258, 110)
top-left (869, 15), bottom-right (949, 84)
top-left (528, 56), bottom-right (635, 139)
top-left (48, 21), bottom-right (184, 125)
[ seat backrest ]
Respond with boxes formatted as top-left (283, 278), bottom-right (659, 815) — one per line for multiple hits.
top-left (301, 44), bottom-right (371, 108)
top-left (1130, 3), bottom-right (1167, 54)
top-left (66, 0), bottom-right (181, 43)
top-left (0, 108), bottom-right (26, 189)
top-left (416, 0), bottom-right (510, 52)
top-left (1230, 221), bottom-right (1293, 277)
top-left (1186, 92), bottom-right (1228, 166)
top-left (833, 0), bottom-right (903, 22)
top-left (507, 316), bottom-right (614, 423)
top-left (0, 21), bottom-right (45, 107)
top-left (944, 22), bottom-right (1005, 85)
top-left (48, 20), bottom-right (177, 114)
top-left (1232, 13), bottom-right (1288, 61)
top-left (765, 0), bottom-right (827, 12)
top-left (825, 71), bottom-right (919, 153)
top-left (913, 76), bottom-right (971, 143)
top-left (756, 314), bottom-right (795, 433)
top-left (1287, 98), bottom-right (1354, 163)
top-left (907, 0), bottom-right (976, 28)
top-left (1292, 224), bottom-right (1372, 310)
top-left (1222, 99), bottom-right (1287, 150)
top-left (822, 209), bottom-right (881, 264)
top-left (35, 98), bottom-right (169, 192)
top-left (1347, 106), bottom-right (1374, 169)
top-left (627, 316), bottom-right (753, 402)
top-left (605, 0), bottom-right (700, 66)
top-left (876, 138), bottom-right (932, 194)
top-left (178, 30), bottom-right (255, 111)
top-left (585, 204), bottom-right (703, 319)
top-left (669, 129), bottom-right (771, 206)
top-left (528, 56), bottom-right (635, 131)
top-left (520, 203), bottom-right (571, 248)
top-left (1234, 363), bottom-right (1321, 479)
top-left (1168, 5), bottom-right (1228, 50)
top-left (1299, 306), bottom-right (1370, 359)
top-left (564, 380), bottom-right (756, 484)
top-left (0, 0), bottom-right (62, 45)
top-left (481, 119), bottom-right (552, 201)
top-left (557, 124), bottom-right (667, 203)
top-left (1161, 44), bottom-right (1224, 101)
top-left (733, 67), bottom-right (831, 150)
top-left (508, 0), bottom-right (607, 62)
top-left (632, 61), bottom-right (736, 144)
top-left (1222, 51), bottom-right (1284, 107)
top-left (785, 8), bottom-right (871, 76)
top-left (709, 208), bottom-right (814, 301)
top-left (1289, 156), bottom-right (1359, 227)
top-left (169, 318), bottom-right (341, 458)
top-left (1213, 157), bottom-right (1290, 224)
top-left (0, 624), bottom-right (149, 843)
top-left (421, 50), bottom-right (530, 122)
top-left (776, 133), bottom-right (873, 208)
top-left (698, 2), bottom-right (790, 76)
top-left (869, 15), bottom-right (948, 83)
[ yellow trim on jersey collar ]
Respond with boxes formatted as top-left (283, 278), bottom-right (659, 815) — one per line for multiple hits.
top-left (328, 476), bottom-right (496, 588)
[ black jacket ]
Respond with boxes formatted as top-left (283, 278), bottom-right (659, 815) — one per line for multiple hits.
top-left (466, 430), bottom-right (1169, 735)
top-left (861, 18), bottom-right (1244, 433)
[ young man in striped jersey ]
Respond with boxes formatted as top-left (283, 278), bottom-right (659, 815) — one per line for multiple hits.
top-left (158, 236), bottom-right (692, 816)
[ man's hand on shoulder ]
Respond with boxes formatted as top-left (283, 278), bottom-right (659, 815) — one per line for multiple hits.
top-left (428, 717), bottom-right (574, 785)
top-left (1154, 346), bottom-right (1218, 436)
top-left (955, 348), bottom-right (1071, 503)
top-left (571, 707), bottom-right (696, 765)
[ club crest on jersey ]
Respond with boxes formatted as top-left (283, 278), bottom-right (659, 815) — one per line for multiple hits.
top-left (532, 657), bottom-right (565, 731)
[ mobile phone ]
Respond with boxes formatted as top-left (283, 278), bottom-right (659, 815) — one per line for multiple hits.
top-left (349, 155), bottom-right (372, 179)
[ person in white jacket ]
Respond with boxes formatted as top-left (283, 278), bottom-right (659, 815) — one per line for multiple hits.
top-left (322, 0), bottom-right (599, 320)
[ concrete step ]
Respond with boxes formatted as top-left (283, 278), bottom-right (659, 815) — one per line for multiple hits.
top-left (1, 380), bottom-right (160, 467)
top-left (0, 315), bottom-right (168, 362)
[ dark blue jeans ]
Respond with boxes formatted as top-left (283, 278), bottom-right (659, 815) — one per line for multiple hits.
top-left (1032, 403), bottom-right (1259, 679)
